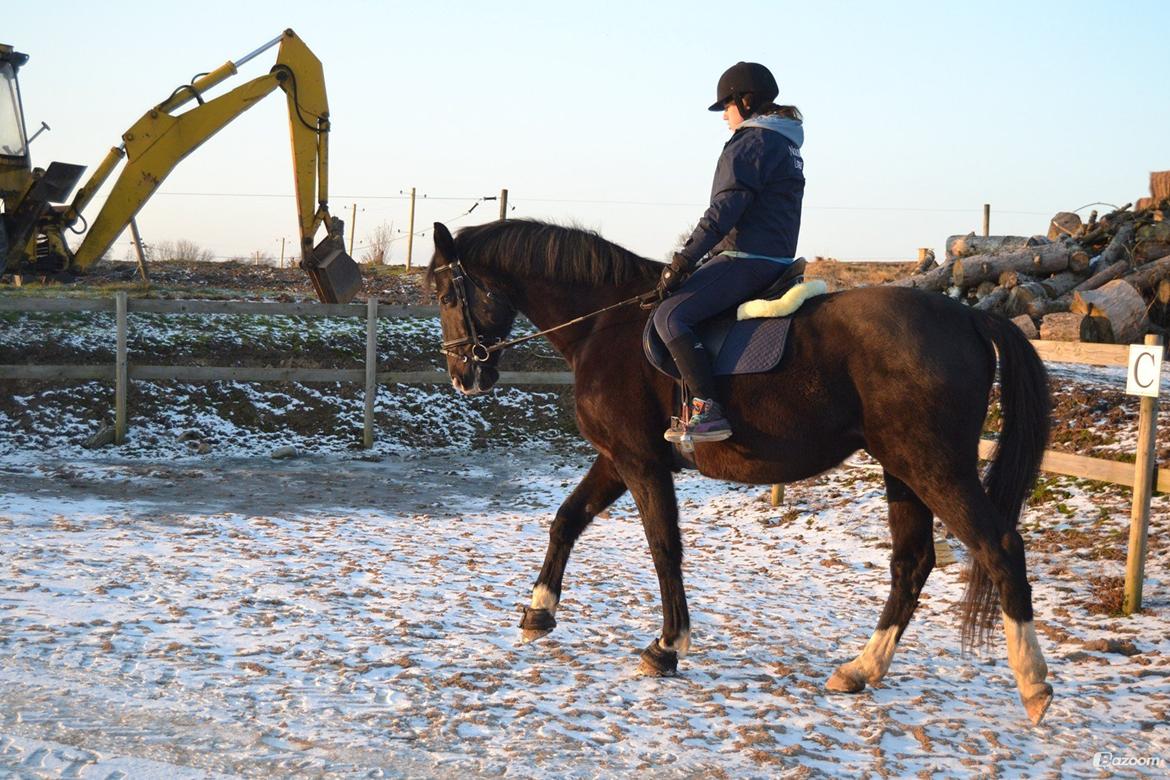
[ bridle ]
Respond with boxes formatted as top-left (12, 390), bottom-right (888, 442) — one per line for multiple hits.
top-left (433, 258), bottom-right (510, 363)
top-left (433, 256), bottom-right (662, 364)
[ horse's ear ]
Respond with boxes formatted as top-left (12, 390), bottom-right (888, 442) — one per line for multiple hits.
top-left (433, 222), bottom-right (457, 262)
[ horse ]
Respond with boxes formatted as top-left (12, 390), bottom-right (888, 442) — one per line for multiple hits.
top-left (425, 218), bottom-right (1054, 725)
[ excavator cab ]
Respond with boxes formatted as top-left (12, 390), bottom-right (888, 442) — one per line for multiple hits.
top-left (0, 44), bottom-right (30, 270)
top-left (0, 48), bottom-right (28, 160)
top-left (0, 45), bottom-right (89, 277)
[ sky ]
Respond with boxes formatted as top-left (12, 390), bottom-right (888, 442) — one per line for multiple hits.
top-left (6, 0), bottom-right (1169, 268)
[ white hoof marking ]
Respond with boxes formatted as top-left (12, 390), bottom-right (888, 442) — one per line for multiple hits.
top-left (839, 625), bottom-right (900, 685)
top-left (661, 630), bottom-right (691, 657)
top-left (530, 585), bottom-right (558, 616)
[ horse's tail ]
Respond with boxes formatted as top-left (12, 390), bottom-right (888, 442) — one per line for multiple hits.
top-left (961, 311), bottom-right (1052, 651)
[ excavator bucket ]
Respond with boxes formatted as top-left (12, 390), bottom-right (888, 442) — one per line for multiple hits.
top-left (305, 234), bottom-right (362, 304)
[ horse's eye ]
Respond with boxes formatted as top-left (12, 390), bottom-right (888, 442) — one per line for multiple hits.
top-left (440, 293), bottom-right (455, 306)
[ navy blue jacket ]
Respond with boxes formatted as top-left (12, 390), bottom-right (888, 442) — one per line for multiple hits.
top-left (678, 115), bottom-right (805, 265)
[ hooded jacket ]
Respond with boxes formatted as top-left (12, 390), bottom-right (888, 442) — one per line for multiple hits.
top-left (678, 115), bottom-right (805, 265)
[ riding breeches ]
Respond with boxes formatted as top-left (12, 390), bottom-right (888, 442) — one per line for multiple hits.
top-left (652, 253), bottom-right (789, 343)
top-left (652, 254), bottom-right (789, 400)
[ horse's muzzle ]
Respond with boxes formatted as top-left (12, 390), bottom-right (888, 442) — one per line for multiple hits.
top-left (451, 364), bottom-right (500, 395)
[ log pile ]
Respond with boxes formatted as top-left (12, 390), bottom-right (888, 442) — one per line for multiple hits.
top-left (891, 171), bottom-right (1170, 342)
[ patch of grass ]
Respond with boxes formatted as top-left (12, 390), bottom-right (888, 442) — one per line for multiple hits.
top-left (983, 402), bottom-right (1003, 432)
top-left (1083, 575), bottom-right (1125, 616)
top-left (1050, 427), bottom-right (1114, 450)
top-left (805, 259), bottom-right (917, 290)
top-left (364, 264), bottom-right (421, 279)
top-left (1028, 477), bottom-right (1071, 506)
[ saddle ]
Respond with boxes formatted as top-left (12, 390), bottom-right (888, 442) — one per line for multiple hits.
top-left (643, 257), bottom-right (822, 380)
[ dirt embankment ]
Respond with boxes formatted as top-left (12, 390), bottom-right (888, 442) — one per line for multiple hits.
top-left (24, 257), bottom-right (913, 304)
top-left (3, 258), bottom-right (1167, 462)
top-left (77, 259), bottom-right (430, 305)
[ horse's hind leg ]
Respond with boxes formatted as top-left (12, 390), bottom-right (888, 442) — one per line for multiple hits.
top-left (520, 453), bottom-right (627, 642)
top-left (928, 477), bottom-right (1052, 725)
top-left (827, 471), bottom-right (933, 693)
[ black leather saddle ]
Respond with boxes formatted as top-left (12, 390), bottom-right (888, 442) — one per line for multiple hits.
top-left (643, 258), bottom-right (806, 380)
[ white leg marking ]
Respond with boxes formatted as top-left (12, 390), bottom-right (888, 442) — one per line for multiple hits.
top-left (661, 629), bottom-right (691, 658)
top-left (845, 625), bottom-right (900, 683)
top-left (1003, 615), bottom-right (1048, 693)
top-left (1003, 614), bottom-right (1053, 724)
top-left (530, 584), bottom-right (558, 616)
top-left (827, 625), bottom-right (901, 692)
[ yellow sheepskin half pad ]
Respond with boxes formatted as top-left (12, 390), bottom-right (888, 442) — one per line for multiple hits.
top-left (737, 279), bottom-right (828, 320)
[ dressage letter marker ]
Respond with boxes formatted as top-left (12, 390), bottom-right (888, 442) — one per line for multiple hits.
top-left (1125, 343), bottom-right (1164, 398)
top-left (1124, 335), bottom-right (1162, 614)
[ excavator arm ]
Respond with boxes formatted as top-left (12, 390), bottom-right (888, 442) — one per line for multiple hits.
top-left (5, 30), bottom-right (361, 303)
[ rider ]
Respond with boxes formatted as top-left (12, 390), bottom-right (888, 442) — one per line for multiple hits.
top-left (653, 61), bottom-right (805, 443)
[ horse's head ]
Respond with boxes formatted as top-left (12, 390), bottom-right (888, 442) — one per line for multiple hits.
top-left (427, 222), bottom-right (517, 394)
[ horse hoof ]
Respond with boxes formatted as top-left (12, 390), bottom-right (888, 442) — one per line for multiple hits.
top-left (521, 628), bottom-right (552, 643)
top-left (1023, 684), bottom-right (1053, 725)
top-left (519, 607), bottom-right (556, 643)
top-left (638, 640), bottom-right (678, 676)
top-left (826, 668), bottom-right (867, 693)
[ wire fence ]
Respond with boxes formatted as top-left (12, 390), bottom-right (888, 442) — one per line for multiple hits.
top-left (125, 188), bottom-right (1065, 265)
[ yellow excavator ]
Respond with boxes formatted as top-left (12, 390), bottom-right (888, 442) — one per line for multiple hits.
top-left (0, 29), bottom-right (360, 303)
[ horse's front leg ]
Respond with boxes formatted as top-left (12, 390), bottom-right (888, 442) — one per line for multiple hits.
top-left (617, 461), bottom-right (689, 676)
top-left (520, 453), bottom-right (627, 641)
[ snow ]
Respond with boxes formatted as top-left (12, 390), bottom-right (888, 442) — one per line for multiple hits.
top-left (1, 308), bottom-right (1168, 775)
top-left (1, 448), bottom-right (1167, 778)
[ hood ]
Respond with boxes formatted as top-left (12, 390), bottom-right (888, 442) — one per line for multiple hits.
top-left (738, 115), bottom-right (804, 148)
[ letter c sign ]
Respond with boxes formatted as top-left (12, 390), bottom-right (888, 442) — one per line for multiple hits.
top-left (1126, 344), bottom-right (1164, 398)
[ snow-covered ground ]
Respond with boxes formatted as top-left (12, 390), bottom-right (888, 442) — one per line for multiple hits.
top-left (1, 446), bottom-right (1167, 778)
top-left (2, 306), bottom-right (1168, 776)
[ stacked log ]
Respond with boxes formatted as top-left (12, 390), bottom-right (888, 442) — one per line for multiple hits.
top-left (1071, 280), bottom-right (1148, 344)
top-left (893, 178), bottom-right (1170, 343)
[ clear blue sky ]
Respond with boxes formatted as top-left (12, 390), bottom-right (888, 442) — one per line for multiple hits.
top-left (7, 0), bottom-right (1169, 266)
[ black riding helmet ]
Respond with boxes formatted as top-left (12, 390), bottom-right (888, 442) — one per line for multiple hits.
top-left (708, 61), bottom-right (779, 116)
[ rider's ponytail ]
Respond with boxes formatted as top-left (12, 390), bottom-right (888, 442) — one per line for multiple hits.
top-left (740, 93), bottom-right (802, 121)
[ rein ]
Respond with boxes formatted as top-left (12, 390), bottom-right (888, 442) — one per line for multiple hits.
top-left (433, 258), bottom-right (660, 363)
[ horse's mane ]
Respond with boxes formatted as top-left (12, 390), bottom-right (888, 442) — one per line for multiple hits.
top-left (426, 219), bottom-right (660, 289)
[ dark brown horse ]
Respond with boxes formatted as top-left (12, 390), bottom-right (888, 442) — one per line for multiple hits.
top-left (426, 218), bottom-right (1054, 724)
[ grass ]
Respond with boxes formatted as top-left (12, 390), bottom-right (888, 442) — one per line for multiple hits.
top-left (364, 264), bottom-right (425, 278)
top-left (1083, 575), bottom-right (1126, 616)
top-left (0, 280), bottom-right (152, 298)
top-left (805, 259), bottom-right (917, 290)
top-left (1028, 477), bottom-right (1072, 506)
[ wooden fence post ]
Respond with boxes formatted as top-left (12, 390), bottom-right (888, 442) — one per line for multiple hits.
top-left (770, 483), bottom-right (785, 507)
top-left (499, 188), bottom-right (509, 220)
top-left (349, 202), bottom-right (358, 256)
top-left (128, 219), bottom-right (150, 283)
top-left (406, 187), bottom-right (417, 271)
top-left (983, 203), bottom-right (991, 237)
top-left (363, 297), bottom-right (378, 449)
top-left (115, 291), bottom-right (128, 444)
top-left (1123, 333), bottom-right (1163, 614)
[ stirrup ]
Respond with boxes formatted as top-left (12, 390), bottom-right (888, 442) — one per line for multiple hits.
top-left (664, 416), bottom-right (687, 443)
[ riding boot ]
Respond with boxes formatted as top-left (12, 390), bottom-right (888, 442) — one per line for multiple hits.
top-left (664, 337), bottom-right (732, 443)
